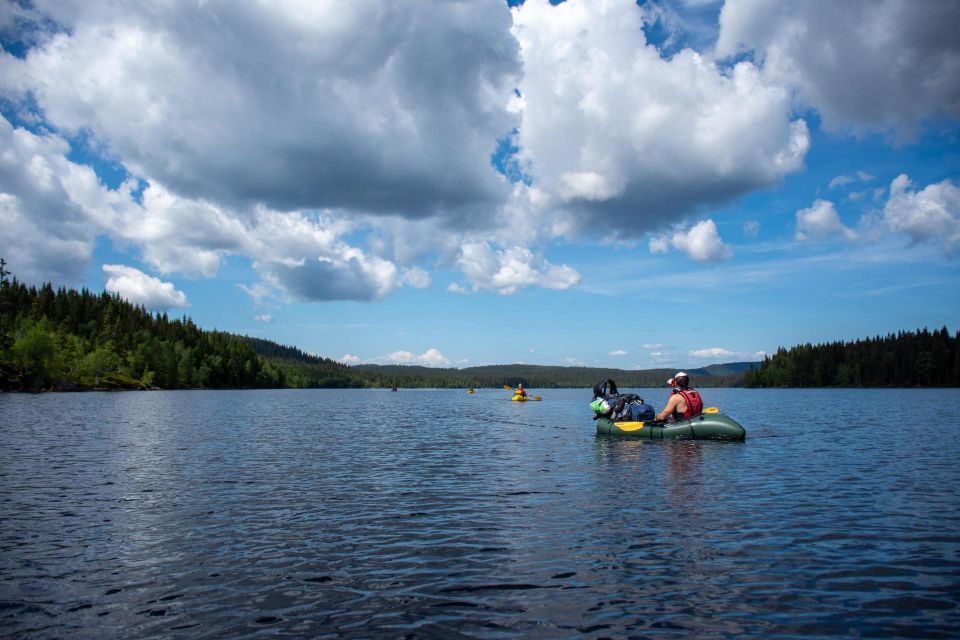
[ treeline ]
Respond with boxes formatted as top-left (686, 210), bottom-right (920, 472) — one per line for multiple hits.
top-left (0, 262), bottom-right (368, 391)
top-left (744, 327), bottom-right (960, 387)
top-left (242, 336), bottom-right (383, 388)
top-left (355, 363), bottom-right (746, 389)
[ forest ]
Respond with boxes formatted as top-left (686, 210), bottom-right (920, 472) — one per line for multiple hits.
top-left (0, 260), bottom-right (369, 391)
top-left (2, 260), bottom-right (955, 391)
top-left (743, 328), bottom-right (960, 387)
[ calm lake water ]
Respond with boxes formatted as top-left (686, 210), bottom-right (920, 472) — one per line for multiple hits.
top-left (1, 388), bottom-right (959, 639)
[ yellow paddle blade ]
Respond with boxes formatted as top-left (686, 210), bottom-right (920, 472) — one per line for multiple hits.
top-left (533, 395), bottom-right (542, 401)
top-left (502, 385), bottom-right (513, 391)
top-left (704, 406), bottom-right (719, 413)
top-left (613, 421), bottom-right (646, 432)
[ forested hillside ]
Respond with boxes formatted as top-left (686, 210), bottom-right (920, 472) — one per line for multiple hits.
top-left (744, 328), bottom-right (960, 387)
top-left (15, 260), bottom-right (949, 393)
top-left (354, 363), bottom-right (746, 389)
top-left (0, 261), bottom-right (366, 391)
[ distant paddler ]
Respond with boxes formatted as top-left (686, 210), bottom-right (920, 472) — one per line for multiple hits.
top-left (503, 383), bottom-right (542, 401)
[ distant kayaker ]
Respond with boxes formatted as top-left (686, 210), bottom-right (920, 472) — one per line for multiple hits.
top-left (516, 383), bottom-right (527, 398)
top-left (656, 372), bottom-right (703, 421)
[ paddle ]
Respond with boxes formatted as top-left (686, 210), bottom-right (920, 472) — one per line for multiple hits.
top-left (502, 384), bottom-right (541, 401)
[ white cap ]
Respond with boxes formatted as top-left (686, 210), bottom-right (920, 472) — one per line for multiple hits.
top-left (668, 372), bottom-right (688, 386)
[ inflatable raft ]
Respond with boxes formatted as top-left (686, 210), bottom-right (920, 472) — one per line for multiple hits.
top-left (596, 413), bottom-right (746, 441)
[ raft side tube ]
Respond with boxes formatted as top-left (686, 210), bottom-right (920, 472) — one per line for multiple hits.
top-left (596, 413), bottom-right (746, 441)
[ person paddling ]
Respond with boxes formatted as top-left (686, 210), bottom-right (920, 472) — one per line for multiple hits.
top-left (515, 383), bottom-right (527, 398)
top-left (656, 372), bottom-right (703, 421)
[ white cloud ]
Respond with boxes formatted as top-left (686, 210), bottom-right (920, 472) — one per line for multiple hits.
top-left (512, 0), bottom-right (809, 234)
top-left (671, 219), bottom-right (733, 262)
top-left (743, 220), bottom-right (760, 238)
top-left (384, 348), bottom-right (450, 367)
top-left (401, 267), bottom-right (430, 289)
top-left (795, 199), bottom-right (858, 243)
top-left (689, 347), bottom-right (764, 361)
top-left (716, 0), bottom-right (960, 136)
top-left (340, 354), bottom-right (361, 365)
top-left (883, 175), bottom-right (960, 256)
top-left (649, 351), bottom-right (673, 365)
top-left (608, 349), bottom-right (627, 357)
top-left (447, 282), bottom-right (468, 294)
top-left (0, 116), bottom-right (115, 284)
top-left (238, 282), bottom-right (278, 308)
top-left (457, 241), bottom-right (580, 295)
top-left (642, 343), bottom-right (664, 350)
top-left (253, 314), bottom-right (272, 323)
top-left (829, 175), bottom-right (855, 189)
top-left (102, 264), bottom-right (188, 310)
top-left (689, 347), bottom-right (735, 359)
top-left (648, 236), bottom-right (669, 254)
top-left (832, 172), bottom-right (875, 191)
top-left (3, 1), bottom-right (519, 219)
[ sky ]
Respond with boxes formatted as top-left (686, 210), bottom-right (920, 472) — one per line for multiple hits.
top-left (0, 0), bottom-right (958, 370)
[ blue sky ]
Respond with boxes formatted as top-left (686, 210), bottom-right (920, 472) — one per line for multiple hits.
top-left (1, 0), bottom-right (958, 369)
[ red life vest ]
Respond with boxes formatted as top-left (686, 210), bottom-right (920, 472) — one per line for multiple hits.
top-left (671, 388), bottom-right (703, 419)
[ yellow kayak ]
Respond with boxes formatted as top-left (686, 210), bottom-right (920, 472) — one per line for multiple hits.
top-left (512, 394), bottom-right (541, 402)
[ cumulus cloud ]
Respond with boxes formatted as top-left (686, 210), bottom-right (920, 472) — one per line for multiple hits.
top-left (690, 347), bottom-right (735, 359)
top-left (689, 347), bottom-right (764, 361)
top-left (384, 348), bottom-right (450, 367)
top-left (102, 264), bottom-right (188, 310)
top-left (716, 0), bottom-right (960, 136)
top-left (456, 241), bottom-right (580, 295)
top-left (400, 267), bottom-right (430, 289)
top-left (608, 349), bottom-right (627, 357)
top-left (512, 0), bottom-right (808, 233)
top-left (648, 236), bottom-right (669, 255)
top-left (0, 116), bottom-right (110, 284)
top-left (795, 199), bottom-right (858, 242)
top-left (671, 219), bottom-right (733, 262)
top-left (3, 0), bottom-right (519, 218)
top-left (883, 175), bottom-right (960, 256)
top-left (340, 354), bottom-right (361, 365)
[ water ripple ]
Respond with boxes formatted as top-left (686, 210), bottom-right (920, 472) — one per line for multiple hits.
top-left (1, 388), bottom-right (959, 638)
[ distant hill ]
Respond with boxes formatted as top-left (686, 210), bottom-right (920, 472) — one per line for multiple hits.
top-left (694, 362), bottom-right (759, 376)
top-left (355, 362), bottom-right (756, 389)
top-left (1, 258), bottom-right (764, 391)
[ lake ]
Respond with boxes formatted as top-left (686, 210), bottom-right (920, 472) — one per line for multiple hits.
top-left (1, 388), bottom-right (958, 638)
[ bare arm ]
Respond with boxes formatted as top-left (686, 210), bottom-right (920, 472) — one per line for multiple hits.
top-left (656, 395), bottom-right (681, 421)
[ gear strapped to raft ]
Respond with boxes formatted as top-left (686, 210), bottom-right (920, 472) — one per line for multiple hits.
top-left (591, 379), bottom-right (653, 421)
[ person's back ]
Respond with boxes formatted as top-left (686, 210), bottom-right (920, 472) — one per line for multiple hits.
top-left (516, 383), bottom-right (527, 397)
top-left (656, 372), bottom-right (703, 421)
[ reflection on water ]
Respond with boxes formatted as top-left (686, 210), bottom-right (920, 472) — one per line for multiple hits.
top-left (1, 388), bottom-right (959, 638)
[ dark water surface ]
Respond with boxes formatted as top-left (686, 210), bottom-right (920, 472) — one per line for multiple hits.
top-left (2, 388), bottom-right (959, 638)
